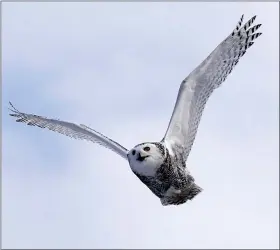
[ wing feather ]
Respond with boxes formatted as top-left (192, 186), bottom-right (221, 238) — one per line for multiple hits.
top-left (163, 15), bottom-right (262, 160)
top-left (8, 102), bottom-right (128, 160)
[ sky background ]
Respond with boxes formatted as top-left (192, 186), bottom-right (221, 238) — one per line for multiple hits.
top-left (2, 2), bottom-right (279, 249)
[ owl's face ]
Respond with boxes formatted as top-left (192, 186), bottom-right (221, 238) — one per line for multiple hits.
top-left (127, 142), bottom-right (166, 176)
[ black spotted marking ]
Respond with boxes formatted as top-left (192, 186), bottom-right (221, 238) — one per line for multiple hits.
top-left (232, 14), bottom-right (244, 36)
top-left (154, 142), bottom-right (166, 156)
top-left (248, 42), bottom-right (254, 48)
top-left (246, 24), bottom-right (261, 36)
top-left (243, 15), bottom-right (257, 31)
top-left (27, 122), bottom-right (35, 126)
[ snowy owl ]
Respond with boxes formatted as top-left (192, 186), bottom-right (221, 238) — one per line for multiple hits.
top-left (9, 15), bottom-right (262, 206)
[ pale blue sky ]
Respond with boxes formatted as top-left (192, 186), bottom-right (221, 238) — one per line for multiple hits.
top-left (2, 2), bottom-right (279, 249)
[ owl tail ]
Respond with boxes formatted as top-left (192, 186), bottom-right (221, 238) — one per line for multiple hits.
top-left (185, 182), bottom-right (203, 200)
top-left (161, 182), bottom-right (203, 206)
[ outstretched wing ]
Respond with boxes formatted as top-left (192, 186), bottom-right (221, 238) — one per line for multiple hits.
top-left (8, 102), bottom-right (129, 160)
top-left (163, 15), bottom-right (262, 160)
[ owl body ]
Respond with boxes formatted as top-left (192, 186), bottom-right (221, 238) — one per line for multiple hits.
top-left (127, 142), bottom-right (202, 205)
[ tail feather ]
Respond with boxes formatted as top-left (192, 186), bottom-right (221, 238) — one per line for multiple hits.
top-left (161, 183), bottom-right (203, 206)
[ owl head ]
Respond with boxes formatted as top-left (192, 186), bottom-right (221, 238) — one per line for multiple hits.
top-left (127, 142), bottom-right (166, 176)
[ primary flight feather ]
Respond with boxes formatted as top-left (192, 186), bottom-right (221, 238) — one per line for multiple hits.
top-left (9, 15), bottom-right (262, 206)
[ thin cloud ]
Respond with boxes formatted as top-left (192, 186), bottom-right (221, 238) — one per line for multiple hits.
top-left (3, 2), bottom-right (279, 249)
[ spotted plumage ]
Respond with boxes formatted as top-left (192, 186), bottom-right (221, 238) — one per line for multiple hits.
top-left (128, 142), bottom-right (202, 205)
top-left (9, 15), bottom-right (262, 206)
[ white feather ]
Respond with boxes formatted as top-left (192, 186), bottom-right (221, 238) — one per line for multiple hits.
top-left (8, 102), bottom-right (128, 160)
top-left (163, 15), bottom-right (262, 161)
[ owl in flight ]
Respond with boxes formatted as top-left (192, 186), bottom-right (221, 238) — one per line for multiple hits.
top-left (9, 15), bottom-right (262, 206)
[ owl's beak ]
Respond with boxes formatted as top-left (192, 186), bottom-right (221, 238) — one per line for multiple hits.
top-left (136, 152), bottom-right (149, 162)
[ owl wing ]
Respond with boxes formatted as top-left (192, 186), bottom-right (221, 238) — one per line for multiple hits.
top-left (163, 15), bottom-right (262, 161)
top-left (8, 102), bottom-right (129, 160)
